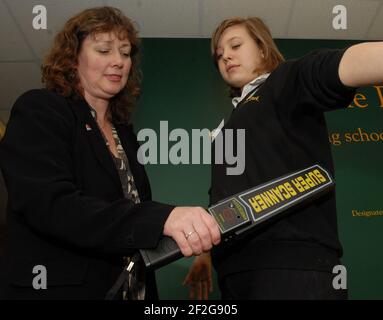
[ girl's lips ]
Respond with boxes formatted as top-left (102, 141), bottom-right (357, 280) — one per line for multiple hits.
top-left (105, 74), bottom-right (122, 81)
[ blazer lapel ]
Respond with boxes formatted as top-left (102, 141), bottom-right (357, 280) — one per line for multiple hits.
top-left (68, 97), bottom-right (121, 191)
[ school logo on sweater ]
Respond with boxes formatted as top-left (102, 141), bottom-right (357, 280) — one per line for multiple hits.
top-left (246, 95), bottom-right (260, 103)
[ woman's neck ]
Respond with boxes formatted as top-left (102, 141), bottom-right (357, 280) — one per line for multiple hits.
top-left (84, 93), bottom-right (109, 123)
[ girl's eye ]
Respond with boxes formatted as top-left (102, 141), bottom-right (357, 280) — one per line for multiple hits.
top-left (232, 44), bottom-right (241, 49)
top-left (216, 53), bottom-right (223, 60)
top-left (98, 50), bottom-right (109, 54)
top-left (122, 52), bottom-right (131, 57)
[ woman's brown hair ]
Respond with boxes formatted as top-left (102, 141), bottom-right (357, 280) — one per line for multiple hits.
top-left (211, 17), bottom-right (285, 97)
top-left (42, 6), bottom-right (141, 123)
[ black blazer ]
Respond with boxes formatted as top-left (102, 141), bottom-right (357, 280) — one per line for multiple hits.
top-left (0, 89), bottom-right (174, 299)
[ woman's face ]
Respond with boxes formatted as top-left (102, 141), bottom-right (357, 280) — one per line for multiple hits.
top-left (77, 32), bottom-right (132, 104)
top-left (216, 24), bottom-right (265, 90)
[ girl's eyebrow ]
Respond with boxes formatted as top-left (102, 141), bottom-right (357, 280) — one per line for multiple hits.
top-left (217, 36), bottom-right (242, 50)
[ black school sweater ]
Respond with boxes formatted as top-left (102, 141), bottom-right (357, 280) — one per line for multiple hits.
top-left (210, 49), bottom-right (356, 278)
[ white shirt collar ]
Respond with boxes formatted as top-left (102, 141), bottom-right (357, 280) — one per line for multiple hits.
top-left (211, 73), bottom-right (270, 141)
top-left (232, 73), bottom-right (270, 108)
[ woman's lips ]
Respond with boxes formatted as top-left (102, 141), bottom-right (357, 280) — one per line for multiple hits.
top-left (105, 74), bottom-right (122, 81)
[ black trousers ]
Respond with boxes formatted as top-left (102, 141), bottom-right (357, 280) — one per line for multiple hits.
top-left (219, 269), bottom-right (348, 300)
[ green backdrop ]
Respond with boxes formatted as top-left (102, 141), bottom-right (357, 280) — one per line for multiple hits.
top-left (132, 38), bottom-right (383, 299)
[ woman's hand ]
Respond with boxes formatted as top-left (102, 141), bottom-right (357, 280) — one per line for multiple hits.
top-left (183, 252), bottom-right (214, 300)
top-left (163, 207), bottom-right (221, 257)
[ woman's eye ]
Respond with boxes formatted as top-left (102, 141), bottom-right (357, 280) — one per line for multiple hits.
top-left (216, 53), bottom-right (223, 60)
top-left (232, 44), bottom-right (241, 49)
top-left (122, 52), bottom-right (131, 57)
top-left (98, 50), bottom-right (109, 54)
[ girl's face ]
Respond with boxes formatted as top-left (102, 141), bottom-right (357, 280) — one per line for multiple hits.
top-left (76, 32), bottom-right (132, 105)
top-left (216, 24), bottom-right (265, 90)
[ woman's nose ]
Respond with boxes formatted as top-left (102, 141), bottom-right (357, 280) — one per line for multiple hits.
top-left (111, 50), bottom-right (124, 68)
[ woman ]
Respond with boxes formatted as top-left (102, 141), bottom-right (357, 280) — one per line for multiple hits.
top-left (184, 17), bottom-right (382, 300)
top-left (0, 7), bottom-right (220, 300)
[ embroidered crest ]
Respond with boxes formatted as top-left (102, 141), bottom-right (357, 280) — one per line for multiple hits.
top-left (246, 95), bottom-right (260, 103)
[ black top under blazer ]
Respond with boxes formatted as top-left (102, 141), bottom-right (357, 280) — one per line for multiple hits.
top-left (0, 89), bottom-right (174, 299)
